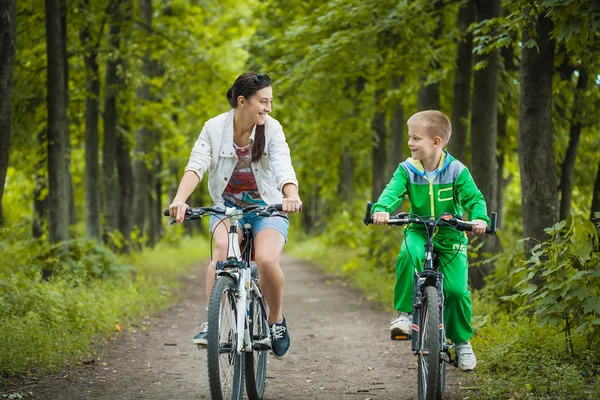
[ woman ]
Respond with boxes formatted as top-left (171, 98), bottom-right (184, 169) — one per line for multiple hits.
top-left (168, 72), bottom-right (302, 359)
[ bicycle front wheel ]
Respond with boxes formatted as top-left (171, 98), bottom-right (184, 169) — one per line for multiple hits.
top-left (245, 292), bottom-right (269, 399)
top-left (207, 276), bottom-right (244, 400)
top-left (417, 285), bottom-right (441, 400)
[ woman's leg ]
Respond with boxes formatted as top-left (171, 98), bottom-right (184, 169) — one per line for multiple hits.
top-left (253, 228), bottom-right (286, 324)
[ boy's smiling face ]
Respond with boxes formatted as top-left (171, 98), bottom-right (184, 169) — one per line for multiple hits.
top-left (407, 125), bottom-right (442, 162)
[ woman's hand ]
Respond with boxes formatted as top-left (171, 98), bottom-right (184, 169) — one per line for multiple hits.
top-left (372, 211), bottom-right (390, 225)
top-left (169, 199), bottom-right (189, 224)
top-left (282, 196), bottom-right (302, 213)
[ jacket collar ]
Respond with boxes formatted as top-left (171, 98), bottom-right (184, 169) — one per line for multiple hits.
top-left (405, 151), bottom-right (453, 177)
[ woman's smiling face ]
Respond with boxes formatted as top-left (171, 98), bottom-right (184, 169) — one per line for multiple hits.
top-left (244, 86), bottom-right (273, 125)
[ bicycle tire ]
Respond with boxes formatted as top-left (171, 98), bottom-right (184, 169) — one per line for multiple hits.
top-left (417, 285), bottom-right (441, 400)
top-left (245, 292), bottom-right (269, 400)
top-left (207, 276), bottom-right (244, 400)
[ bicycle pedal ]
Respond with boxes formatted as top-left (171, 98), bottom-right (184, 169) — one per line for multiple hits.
top-left (391, 333), bottom-right (411, 341)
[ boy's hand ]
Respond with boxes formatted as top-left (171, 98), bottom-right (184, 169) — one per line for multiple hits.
top-left (471, 219), bottom-right (488, 235)
top-left (373, 212), bottom-right (390, 225)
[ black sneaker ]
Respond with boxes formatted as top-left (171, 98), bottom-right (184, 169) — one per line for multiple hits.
top-left (270, 316), bottom-right (291, 359)
top-left (193, 322), bottom-right (208, 347)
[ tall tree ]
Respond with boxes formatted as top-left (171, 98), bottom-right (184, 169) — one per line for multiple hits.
top-left (33, 130), bottom-right (48, 239)
top-left (388, 75), bottom-right (405, 177)
top-left (45, 0), bottom-right (70, 242)
top-left (449, 0), bottom-right (475, 163)
top-left (469, 0), bottom-right (501, 288)
top-left (132, 0), bottom-right (153, 240)
top-left (0, 0), bottom-right (17, 226)
top-left (60, 0), bottom-right (76, 226)
top-left (559, 67), bottom-right (588, 220)
top-left (592, 158), bottom-right (600, 224)
top-left (417, 0), bottom-right (444, 111)
top-left (79, 0), bottom-right (102, 239)
top-left (371, 88), bottom-right (388, 202)
top-left (133, 0), bottom-right (152, 238)
top-left (518, 11), bottom-right (558, 251)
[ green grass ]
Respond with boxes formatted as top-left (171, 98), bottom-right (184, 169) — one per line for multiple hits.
top-left (0, 236), bottom-right (209, 382)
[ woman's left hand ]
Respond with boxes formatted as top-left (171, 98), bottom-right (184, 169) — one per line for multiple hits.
top-left (282, 196), bottom-right (303, 214)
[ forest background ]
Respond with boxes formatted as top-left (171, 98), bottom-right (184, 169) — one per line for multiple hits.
top-left (1, 0), bottom-right (599, 398)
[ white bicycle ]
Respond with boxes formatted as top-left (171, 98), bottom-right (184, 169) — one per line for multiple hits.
top-left (165, 204), bottom-right (283, 400)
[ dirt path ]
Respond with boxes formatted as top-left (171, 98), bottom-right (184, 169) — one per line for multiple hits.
top-left (5, 254), bottom-right (465, 399)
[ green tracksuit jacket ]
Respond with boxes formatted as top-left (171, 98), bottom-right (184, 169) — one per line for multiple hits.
top-left (372, 151), bottom-right (490, 344)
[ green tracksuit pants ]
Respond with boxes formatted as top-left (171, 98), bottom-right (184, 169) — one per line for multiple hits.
top-left (394, 228), bottom-right (474, 344)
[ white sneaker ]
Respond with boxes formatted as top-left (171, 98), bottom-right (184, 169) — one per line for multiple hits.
top-left (390, 312), bottom-right (412, 335)
top-left (193, 322), bottom-right (208, 346)
top-left (455, 341), bottom-right (477, 371)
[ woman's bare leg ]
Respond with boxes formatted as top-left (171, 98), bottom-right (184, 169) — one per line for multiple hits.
top-left (253, 229), bottom-right (286, 324)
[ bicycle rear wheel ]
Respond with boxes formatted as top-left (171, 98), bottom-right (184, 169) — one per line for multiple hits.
top-left (245, 292), bottom-right (269, 399)
top-left (417, 286), bottom-right (441, 400)
top-left (207, 276), bottom-right (244, 400)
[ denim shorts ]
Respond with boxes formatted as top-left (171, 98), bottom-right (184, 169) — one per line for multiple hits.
top-left (209, 203), bottom-right (289, 242)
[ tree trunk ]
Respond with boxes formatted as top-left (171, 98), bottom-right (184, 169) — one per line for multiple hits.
top-left (371, 89), bottom-right (388, 202)
top-left (117, 129), bottom-right (134, 252)
top-left (518, 13), bottom-right (558, 252)
top-left (103, 0), bottom-right (125, 243)
top-left (449, 0), bottom-right (474, 163)
top-left (388, 75), bottom-right (405, 177)
top-left (59, 0), bottom-right (76, 227)
top-left (338, 149), bottom-right (355, 201)
top-left (0, 0), bottom-right (16, 226)
top-left (45, 0), bottom-right (70, 242)
top-left (591, 158), bottom-right (600, 224)
top-left (33, 130), bottom-right (48, 238)
top-left (469, 0), bottom-right (501, 289)
top-left (417, 0), bottom-right (443, 111)
top-left (497, 44), bottom-right (518, 231)
top-left (132, 0), bottom-right (153, 240)
top-left (337, 78), bottom-right (364, 202)
top-left (559, 67), bottom-right (588, 221)
top-left (79, 0), bottom-right (101, 240)
top-left (497, 112), bottom-right (507, 231)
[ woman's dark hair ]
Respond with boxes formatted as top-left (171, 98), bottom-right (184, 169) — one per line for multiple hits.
top-left (226, 72), bottom-right (272, 163)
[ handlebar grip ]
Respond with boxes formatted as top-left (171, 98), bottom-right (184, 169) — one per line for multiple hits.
top-left (273, 204), bottom-right (283, 212)
top-left (486, 212), bottom-right (497, 235)
top-left (163, 209), bottom-right (170, 216)
top-left (364, 202), bottom-right (373, 225)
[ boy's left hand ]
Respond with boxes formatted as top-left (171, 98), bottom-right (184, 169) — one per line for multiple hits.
top-left (471, 219), bottom-right (488, 235)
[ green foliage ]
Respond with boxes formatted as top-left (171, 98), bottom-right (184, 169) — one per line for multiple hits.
top-left (499, 216), bottom-right (600, 353)
top-left (470, 291), bottom-right (600, 399)
top-left (0, 237), bottom-right (209, 379)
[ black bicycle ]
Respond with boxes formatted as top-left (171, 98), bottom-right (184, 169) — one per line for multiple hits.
top-left (164, 204), bottom-right (284, 400)
top-left (364, 202), bottom-right (497, 400)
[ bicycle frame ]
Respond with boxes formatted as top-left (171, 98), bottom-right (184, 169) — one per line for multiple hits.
top-left (410, 226), bottom-right (450, 363)
top-left (214, 207), bottom-right (268, 355)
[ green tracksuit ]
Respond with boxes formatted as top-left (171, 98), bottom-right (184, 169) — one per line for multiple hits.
top-left (372, 151), bottom-right (490, 344)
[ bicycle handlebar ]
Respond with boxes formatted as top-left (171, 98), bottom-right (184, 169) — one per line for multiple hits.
top-left (363, 201), bottom-right (497, 235)
top-left (163, 204), bottom-right (284, 220)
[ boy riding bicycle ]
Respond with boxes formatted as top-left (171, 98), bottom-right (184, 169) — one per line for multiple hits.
top-left (371, 110), bottom-right (490, 372)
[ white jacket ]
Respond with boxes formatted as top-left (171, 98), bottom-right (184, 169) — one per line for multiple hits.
top-left (185, 109), bottom-right (299, 206)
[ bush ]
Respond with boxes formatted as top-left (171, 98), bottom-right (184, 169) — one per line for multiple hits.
top-left (0, 236), bottom-right (209, 380)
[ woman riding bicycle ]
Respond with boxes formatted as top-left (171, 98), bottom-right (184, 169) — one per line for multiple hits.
top-left (168, 72), bottom-right (302, 359)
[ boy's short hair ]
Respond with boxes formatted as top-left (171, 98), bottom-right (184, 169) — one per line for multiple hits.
top-left (407, 110), bottom-right (452, 146)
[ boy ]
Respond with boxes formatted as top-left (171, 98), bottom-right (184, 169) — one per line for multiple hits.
top-left (371, 110), bottom-right (489, 372)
